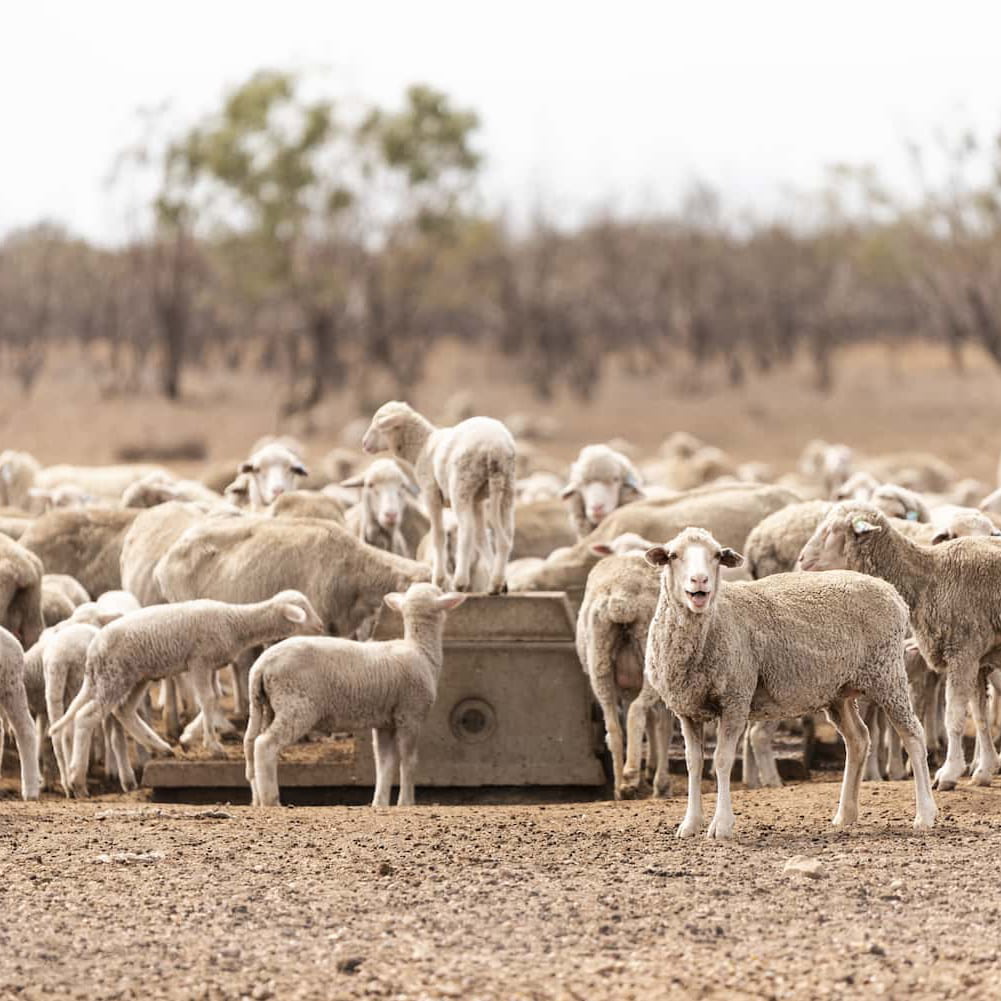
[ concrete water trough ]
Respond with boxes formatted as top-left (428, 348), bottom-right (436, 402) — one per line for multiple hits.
top-left (143, 592), bottom-right (609, 801)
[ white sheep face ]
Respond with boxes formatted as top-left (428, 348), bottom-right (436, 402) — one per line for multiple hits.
top-left (364, 460), bottom-right (415, 532)
top-left (645, 528), bottom-right (742, 615)
top-left (580, 478), bottom-right (622, 526)
top-left (241, 445), bottom-right (308, 506)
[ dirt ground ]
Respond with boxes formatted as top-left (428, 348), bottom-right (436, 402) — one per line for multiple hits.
top-left (1, 778), bottom-right (999, 1001)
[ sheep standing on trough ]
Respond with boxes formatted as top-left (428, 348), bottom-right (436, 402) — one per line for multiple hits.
top-left (800, 503), bottom-right (1001, 790)
top-left (643, 527), bottom-right (936, 839)
top-left (361, 402), bottom-right (516, 594)
top-left (561, 444), bottom-right (645, 539)
top-left (245, 583), bottom-right (465, 807)
top-left (50, 591), bottom-right (325, 796)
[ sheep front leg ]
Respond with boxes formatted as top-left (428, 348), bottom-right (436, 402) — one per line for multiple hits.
top-left (935, 667), bottom-right (975, 790)
top-left (648, 703), bottom-right (674, 799)
top-left (395, 727), bottom-right (420, 806)
top-left (676, 716), bottom-right (704, 838)
top-left (828, 698), bottom-right (869, 827)
top-left (188, 665), bottom-right (225, 756)
top-left (707, 710), bottom-right (746, 840)
top-left (67, 700), bottom-right (104, 798)
top-left (426, 491), bottom-right (448, 588)
top-left (1, 684), bottom-right (40, 801)
top-left (969, 672), bottom-right (1000, 786)
top-left (372, 727), bottom-right (398, 807)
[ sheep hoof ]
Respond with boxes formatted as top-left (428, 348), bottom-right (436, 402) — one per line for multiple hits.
top-left (969, 769), bottom-right (995, 787)
top-left (676, 818), bottom-right (701, 839)
top-left (706, 819), bottom-right (734, 840)
top-left (831, 810), bottom-right (857, 828)
top-left (652, 783), bottom-right (672, 800)
top-left (913, 811), bottom-right (937, 831)
top-left (617, 783), bottom-right (639, 801)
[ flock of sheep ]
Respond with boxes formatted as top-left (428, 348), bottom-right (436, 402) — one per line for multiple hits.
top-left (1, 398), bottom-right (1001, 841)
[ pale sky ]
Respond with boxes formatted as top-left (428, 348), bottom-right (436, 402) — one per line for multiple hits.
top-left (3, 0), bottom-right (1000, 242)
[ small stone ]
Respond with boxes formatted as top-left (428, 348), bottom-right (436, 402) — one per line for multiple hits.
top-left (783, 855), bottom-right (824, 879)
top-left (870, 943), bottom-right (887, 957)
top-left (377, 861), bottom-right (395, 876)
top-left (336, 957), bottom-right (364, 975)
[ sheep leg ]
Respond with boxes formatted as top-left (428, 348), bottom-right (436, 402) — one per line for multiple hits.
top-left (105, 715), bottom-right (137, 792)
top-left (372, 727), bottom-right (398, 807)
top-left (934, 668), bottom-right (976, 790)
top-left (160, 678), bottom-right (182, 739)
top-left (252, 731), bottom-right (282, 807)
top-left (969, 672), bottom-right (1000, 786)
top-left (395, 727), bottom-right (419, 807)
top-left (861, 702), bottom-right (883, 781)
top-left (487, 481), bottom-right (514, 595)
top-left (115, 683), bottom-right (174, 756)
top-left (231, 650), bottom-right (255, 719)
top-left (707, 710), bottom-right (745, 840)
top-left (187, 665), bottom-right (225, 756)
top-left (885, 723), bottom-right (907, 781)
top-left (877, 695), bottom-right (937, 830)
top-left (0, 683), bottom-right (40, 801)
top-left (0, 718), bottom-right (5, 778)
top-left (750, 720), bottom-right (783, 788)
top-left (451, 505), bottom-right (477, 593)
top-left (828, 698), bottom-right (869, 827)
top-left (676, 716), bottom-right (705, 838)
top-left (742, 724), bottom-right (760, 789)
top-left (622, 682), bottom-right (658, 798)
top-left (648, 703), bottom-right (674, 799)
top-left (426, 491), bottom-right (448, 588)
top-left (67, 700), bottom-right (104, 798)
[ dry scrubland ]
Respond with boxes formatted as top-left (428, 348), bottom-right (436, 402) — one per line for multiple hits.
top-left (2, 340), bottom-right (1001, 483)
top-left (2, 340), bottom-right (1001, 999)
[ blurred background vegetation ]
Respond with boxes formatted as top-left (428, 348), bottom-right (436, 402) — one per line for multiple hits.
top-left (3, 68), bottom-right (1001, 415)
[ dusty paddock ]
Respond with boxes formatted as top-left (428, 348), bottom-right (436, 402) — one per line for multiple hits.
top-left (1, 780), bottom-right (1000, 1001)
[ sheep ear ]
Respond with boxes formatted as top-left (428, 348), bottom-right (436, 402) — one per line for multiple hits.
top-left (383, 592), bottom-right (405, 612)
top-left (375, 412), bottom-right (405, 432)
top-left (931, 531), bottom-right (950, 545)
top-left (340, 475), bottom-right (365, 488)
top-left (992, 529), bottom-right (1001, 537)
top-left (282, 604), bottom-right (307, 624)
top-left (645, 546), bottom-right (672, 567)
top-left (435, 592), bottom-right (467, 612)
top-left (291, 464), bottom-right (309, 478)
top-left (719, 547), bottom-right (744, 568)
top-left (620, 480), bottom-right (645, 504)
top-left (590, 543), bottom-right (614, 557)
top-left (851, 518), bottom-right (881, 536)
top-left (560, 483), bottom-right (579, 500)
top-left (239, 461), bottom-right (254, 474)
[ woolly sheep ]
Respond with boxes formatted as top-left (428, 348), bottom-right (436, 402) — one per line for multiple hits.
top-left (0, 533), bottom-right (45, 649)
top-left (798, 440), bottom-right (854, 496)
top-left (239, 443), bottom-right (310, 509)
top-left (872, 484), bottom-right (930, 523)
top-left (121, 471), bottom-right (221, 509)
top-left (643, 527), bottom-right (936, 838)
top-left (342, 458), bottom-right (423, 557)
top-left (509, 499), bottom-right (577, 560)
top-left (561, 444), bottom-right (645, 539)
top-left (799, 503), bottom-right (1001, 790)
top-left (0, 626), bottom-right (40, 799)
top-left (743, 500), bottom-right (833, 580)
top-left (361, 401), bottom-right (516, 594)
top-left (834, 471), bottom-right (881, 502)
top-left (515, 471), bottom-right (565, 505)
top-left (0, 451), bottom-right (43, 510)
top-left (416, 510), bottom-right (492, 594)
top-left (245, 583), bottom-right (465, 807)
top-left (51, 591), bottom-right (325, 794)
top-left (861, 452), bottom-right (956, 495)
top-left (267, 490), bottom-right (345, 523)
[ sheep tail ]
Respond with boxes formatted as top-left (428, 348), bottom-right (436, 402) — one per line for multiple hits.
top-left (49, 676), bottom-right (92, 736)
top-left (244, 667), bottom-right (270, 783)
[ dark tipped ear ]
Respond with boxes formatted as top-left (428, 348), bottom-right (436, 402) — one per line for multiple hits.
top-left (931, 531), bottom-right (951, 545)
top-left (560, 483), bottom-right (579, 500)
top-left (239, 461), bottom-right (254, 474)
top-left (719, 547), bottom-right (744, 568)
top-left (340, 475), bottom-right (365, 489)
top-left (291, 464), bottom-right (309, 478)
top-left (644, 546), bottom-right (671, 567)
top-left (590, 543), bottom-right (614, 557)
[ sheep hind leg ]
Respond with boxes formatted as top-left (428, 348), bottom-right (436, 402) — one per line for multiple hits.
top-left (750, 720), bottom-right (783, 788)
top-left (105, 716), bottom-right (137, 792)
top-left (253, 714), bottom-right (301, 808)
top-left (114, 682), bottom-right (174, 757)
top-left (861, 702), bottom-right (883, 781)
top-left (372, 727), bottom-right (398, 807)
top-left (622, 682), bottom-right (657, 798)
top-left (67, 700), bottom-right (104, 798)
top-left (486, 480), bottom-right (514, 595)
top-left (828, 698), bottom-right (869, 828)
top-left (1, 684), bottom-right (40, 801)
top-left (934, 667), bottom-right (976, 790)
top-left (648, 703), bottom-right (674, 799)
top-left (876, 692), bottom-right (937, 829)
top-left (969, 671), bottom-right (1000, 786)
top-left (451, 505), bottom-right (478, 593)
top-left (395, 726), bottom-right (420, 807)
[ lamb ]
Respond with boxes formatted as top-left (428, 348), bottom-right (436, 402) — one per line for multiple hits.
top-left (561, 444), bottom-right (645, 539)
top-left (244, 583), bottom-right (465, 807)
top-left (872, 484), bottom-right (930, 523)
top-left (575, 545), bottom-right (672, 799)
top-left (50, 591), bottom-right (325, 795)
top-left (799, 504), bottom-right (1001, 791)
top-left (19, 507), bottom-right (139, 597)
top-left (155, 516), bottom-right (431, 641)
top-left (342, 459), bottom-right (424, 557)
top-left (361, 401), bottom-right (516, 594)
top-left (643, 527), bottom-right (936, 838)
top-left (0, 533), bottom-right (45, 649)
top-left (239, 443), bottom-right (310, 509)
top-left (0, 626), bottom-right (41, 800)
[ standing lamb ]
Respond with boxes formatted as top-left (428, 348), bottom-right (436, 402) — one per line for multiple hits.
top-left (561, 444), bottom-right (645, 539)
top-left (799, 503), bottom-right (1001, 790)
top-left (361, 402), bottom-right (516, 594)
top-left (643, 527), bottom-right (936, 838)
top-left (50, 591), bottom-right (325, 795)
top-left (245, 583), bottom-right (465, 807)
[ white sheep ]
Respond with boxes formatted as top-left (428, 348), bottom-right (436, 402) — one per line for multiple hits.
top-left (834, 471), bottom-right (881, 502)
top-left (561, 444), bottom-right (645, 539)
top-left (342, 458), bottom-right (421, 557)
top-left (0, 626), bottom-right (40, 800)
top-left (239, 444), bottom-right (310, 509)
top-left (362, 401), bottom-right (516, 594)
top-left (872, 484), bottom-right (930, 523)
top-left (800, 503), bottom-right (1001, 791)
top-left (50, 591), bottom-right (325, 795)
top-left (644, 527), bottom-right (936, 839)
top-left (244, 583), bottom-right (466, 807)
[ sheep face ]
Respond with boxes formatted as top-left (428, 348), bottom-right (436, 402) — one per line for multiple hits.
top-left (798, 503), bottom-right (884, 572)
top-left (562, 446), bottom-right (644, 528)
top-left (645, 527), bottom-right (743, 615)
top-left (931, 510), bottom-right (999, 544)
top-left (346, 460), bottom-right (417, 533)
top-left (240, 444), bottom-right (308, 506)
top-left (872, 485), bottom-right (926, 523)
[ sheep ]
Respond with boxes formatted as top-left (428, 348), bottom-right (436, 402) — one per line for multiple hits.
top-left (510, 499), bottom-right (577, 559)
top-left (245, 583), bottom-right (465, 807)
top-left (43, 574), bottom-right (91, 609)
top-left (19, 507), bottom-right (139, 597)
top-left (361, 401), bottom-right (516, 594)
top-left (643, 527), bottom-right (936, 838)
top-left (872, 484), bottom-right (930, 523)
top-left (743, 500), bottom-right (833, 579)
top-left (121, 471), bottom-right (221, 509)
top-left (0, 626), bottom-right (40, 800)
top-left (799, 502), bottom-right (1001, 790)
top-left (0, 450), bottom-right (43, 510)
top-left (798, 439), bottom-right (855, 496)
top-left (0, 533), bottom-right (45, 649)
top-left (342, 459), bottom-right (424, 557)
top-left (508, 483), bottom-right (798, 593)
top-left (576, 545), bottom-right (672, 799)
top-left (927, 505), bottom-right (1000, 544)
top-left (861, 452), bottom-right (956, 495)
top-left (516, 471), bottom-right (566, 505)
top-left (834, 471), bottom-right (881, 502)
top-left (41, 582), bottom-right (76, 627)
top-left (561, 445), bottom-right (646, 539)
top-left (155, 516), bottom-right (431, 642)
top-left (50, 591), bottom-right (325, 795)
top-left (27, 484), bottom-right (97, 514)
top-left (648, 438), bottom-right (738, 491)
top-left (239, 443), bottom-right (310, 509)
top-left (267, 490), bottom-right (345, 523)
top-left (416, 509), bottom-right (493, 594)
top-left (33, 463), bottom-right (168, 504)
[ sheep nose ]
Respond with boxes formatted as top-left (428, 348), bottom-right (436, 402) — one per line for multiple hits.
top-left (591, 505), bottom-right (606, 517)
top-left (272, 486), bottom-right (285, 496)
top-left (689, 573), bottom-right (709, 590)
top-left (384, 512), bottom-right (399, 525)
